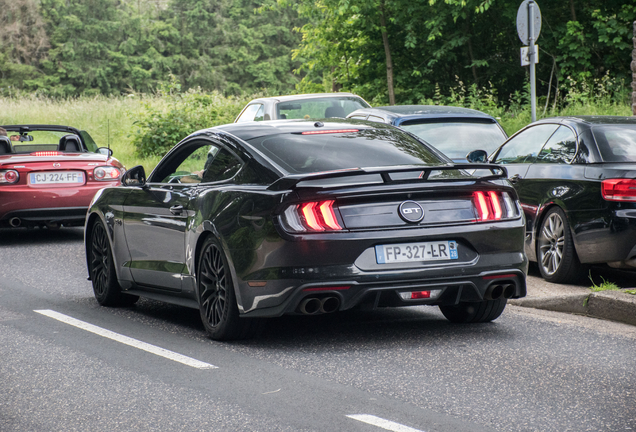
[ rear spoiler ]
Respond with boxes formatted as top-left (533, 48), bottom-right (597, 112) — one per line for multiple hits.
top-left (267, 163), bottom-right (508, 191)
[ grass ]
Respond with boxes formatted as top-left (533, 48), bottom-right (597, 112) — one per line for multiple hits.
top-left (589, 273), bottom-right (621, 292)
top-left (0, 95), bottom-right (187, 172)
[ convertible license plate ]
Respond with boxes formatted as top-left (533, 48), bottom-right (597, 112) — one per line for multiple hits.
top-left (375, 241), bottom-right (458, 264)
top-left (30, 171), bottom-right (84, 185)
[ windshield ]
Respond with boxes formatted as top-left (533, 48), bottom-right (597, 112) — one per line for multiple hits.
top-left (247, 128), bottom-right (446, 175)
top-left (6, 130), bottom-right (84, 153)
top-left (400, 121), bottom-right (507, 161)
top-left (592, 125), bottom-right (636, 163)
top-left (276, 97), bottom-right (370, 120)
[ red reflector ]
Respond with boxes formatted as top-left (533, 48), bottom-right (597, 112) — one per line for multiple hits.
top-left (301, 129), bottom-right (359, 135)
top-left (483, 274), bottom-right (516, 280)
top-left (31, 151), bottom-right (60, 156)
top-left (602, 179), bottom-right (636, 202)
top-left (411, 290), bottom-right (431, 299)
top-left (303, 286), bottom-right (350, 292)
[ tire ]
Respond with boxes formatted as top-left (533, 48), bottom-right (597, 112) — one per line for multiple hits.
top-left (439, 298), bottom-right (507, 323)
top-left (88, 220), bottom-right (139, 307)
top-left (536, 207), bottom-right (584, 284)
top-left (197, 237), bottom-right (263, 341)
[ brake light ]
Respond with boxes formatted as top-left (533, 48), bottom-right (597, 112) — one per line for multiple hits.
top-left (602, 179), bottom-right (636, 202)
top-left (0, 170), bottom-right (19, 184)
top-left (31, 151), bottom-right (60, 156)
top-left (282, 200), bottom-right (343, 232)
top-left (474, 191), bottom-right (490, 220)
top-left (301, 129), bottom-right (359, 135)
top-left (489, 191), bottom-right (503, 219)
top-left (473, 191), bottom-right (518, 221)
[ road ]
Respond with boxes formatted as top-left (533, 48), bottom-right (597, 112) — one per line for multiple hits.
top-left (1, 228), bottom-right (635, 432)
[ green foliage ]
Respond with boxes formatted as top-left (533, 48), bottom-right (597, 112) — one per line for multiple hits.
top-left (589, 272), bottom-right (620, 292)
top-left (290, 0), bottom-right (636, 107)
top-left (130, 77), bottom-right (249, 158)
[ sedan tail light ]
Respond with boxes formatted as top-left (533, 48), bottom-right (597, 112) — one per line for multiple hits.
top-left (94, 166), bottom-right (122, 181)
top-left (0, 170), bottom-right (19, 184)
top-left (281, 200), bottom-right (344, 233)
top-left (473, 191), bottom-right (518, 221)
top-left (602, 179), bottom-right (636, 202)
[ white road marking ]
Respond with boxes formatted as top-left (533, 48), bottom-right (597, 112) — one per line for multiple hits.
top-left (34, 309), bottom-right (217, 369)
top-left (347, 414), bottom-right (425, 432)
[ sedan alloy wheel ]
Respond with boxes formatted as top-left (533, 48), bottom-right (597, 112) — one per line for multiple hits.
top-left (536, 207), bottom-right (583, 283)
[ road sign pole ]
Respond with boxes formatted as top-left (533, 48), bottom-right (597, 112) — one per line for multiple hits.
top-left (528, 1), bottom-right (537, 122)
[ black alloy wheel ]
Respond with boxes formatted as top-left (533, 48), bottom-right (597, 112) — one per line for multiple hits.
top-left (197, 237), bottom-right (262, 341)
top-left (536, 207), bottom-right (583, 284)
top-left (89, 220), bottom-right (138, 307)
top-left (439, 298), bottom-right (507, 323)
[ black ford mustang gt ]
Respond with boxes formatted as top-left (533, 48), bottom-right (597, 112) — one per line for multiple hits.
top-left (85, 119), bottom-right (527, 340)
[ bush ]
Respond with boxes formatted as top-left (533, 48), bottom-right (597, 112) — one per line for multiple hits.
top-left (131, 79), bottom-right (250, 158)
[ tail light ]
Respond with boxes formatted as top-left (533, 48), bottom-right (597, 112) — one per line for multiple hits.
top-left (0, 170), bottom-right (19, 184)
top-left (602, 179), bottom-right (636, 202)
top-left (473, 191), bottom-right (518, 221)
top-left (281, 200), bottom-right (344, 232)
top-left (94, 166), bottom-right (121, 181)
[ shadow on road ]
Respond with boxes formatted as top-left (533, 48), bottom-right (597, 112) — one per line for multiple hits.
top-left (527, 262), bottom-right (636, 289)
top-left (0, 227), bottom-right (84, 246)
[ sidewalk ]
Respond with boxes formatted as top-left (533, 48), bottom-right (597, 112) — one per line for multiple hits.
top-left (510, 270), bottom-right (636, 327)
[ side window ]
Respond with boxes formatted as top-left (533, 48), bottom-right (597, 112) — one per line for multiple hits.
top-left (253, 105), bottom-right (265, 121)
top-left (158, 142), bottom-right (217, 184)
top-left (536, 126), bottom-right (577, 164)
top-left (236, 104), bottom-right (263, 123)
top-left (201, 148), bottom-right (242, 183)
top-left (494, 124), bottom-right (559, 164)
top-left (367, 115), bottom-right (386, 123)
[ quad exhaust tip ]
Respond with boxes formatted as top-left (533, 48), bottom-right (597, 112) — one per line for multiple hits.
top-left (298, 296), bottom-right (341, 315)
top-left (9, 217), bottom-right (21, 227)
top-left (485, 283), bottom-right (516, 300)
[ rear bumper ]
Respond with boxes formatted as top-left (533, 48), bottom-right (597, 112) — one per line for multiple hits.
top-left (0, 207), bottom-right (87, 226)
top-left (0, 184), bottom-right (105, 226)
top-left (241, 268), bottom-right (527, 318)
top-left (234, 217), bottom-right (528, 317)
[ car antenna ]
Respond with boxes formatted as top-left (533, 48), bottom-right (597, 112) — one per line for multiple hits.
top-left (107, 119), bottom-right (111, 159)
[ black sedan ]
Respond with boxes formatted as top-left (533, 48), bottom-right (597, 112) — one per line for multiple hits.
top-left (477, 116), bottom-right (636, 283)
top-left (85, 119), bottom-right (527, 340)
top-left (346, 105), bottom-right (508, 162)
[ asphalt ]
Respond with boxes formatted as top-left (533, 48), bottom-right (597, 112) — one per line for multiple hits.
top-left (511, 266), bottom-right (636, 326)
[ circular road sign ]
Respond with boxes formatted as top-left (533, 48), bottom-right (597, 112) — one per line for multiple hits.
top-left (517, 0), bottom-right (542, 45)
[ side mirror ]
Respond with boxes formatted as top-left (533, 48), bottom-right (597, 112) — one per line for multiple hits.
top-left (122, 165), bottom-right (147, 187)
top-left (466, 150), bottom-right (488, 163)
top-left (97, 147), bottom-right (113, 157)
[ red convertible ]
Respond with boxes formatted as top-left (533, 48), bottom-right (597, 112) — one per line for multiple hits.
top-left (0, 125), bottom-right (124, 229)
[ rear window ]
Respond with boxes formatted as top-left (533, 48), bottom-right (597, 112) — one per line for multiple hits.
top-left (276, 97), bottom-right (370, 120)
top-left (592, 125), bottom-right (636, 162)
top-left (247, 128), bottom-right (445, 174)
top-left (400, 120), bottom-right (506, 161)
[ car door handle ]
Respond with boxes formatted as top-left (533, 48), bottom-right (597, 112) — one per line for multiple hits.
top-left (509, 174), bottom-right (521, 183)
top-left (170, 205), bottom-right (184, 215)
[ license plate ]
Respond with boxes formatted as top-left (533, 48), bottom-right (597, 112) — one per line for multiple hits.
top-left (29, 171), bottom-right (84, 185)
top-left (375, 241), bottom-right (458, 264)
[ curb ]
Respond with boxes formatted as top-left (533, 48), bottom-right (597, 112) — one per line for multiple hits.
top-left (509, 290), bottom-right (636, 326)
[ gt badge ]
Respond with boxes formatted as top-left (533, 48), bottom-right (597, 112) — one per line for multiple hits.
top-left (398, 201), bottom-right (424, 223)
